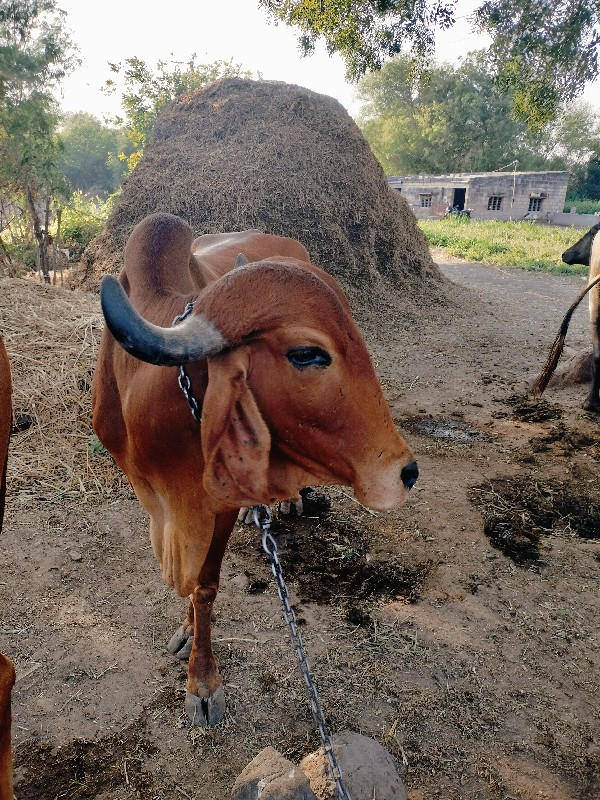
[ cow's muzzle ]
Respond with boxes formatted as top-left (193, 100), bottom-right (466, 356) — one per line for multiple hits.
top-left (401, 460), bottom-right (419, 491)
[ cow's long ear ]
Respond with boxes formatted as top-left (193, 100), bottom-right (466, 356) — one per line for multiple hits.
top-left (201, 350), bottom-right (271, 506)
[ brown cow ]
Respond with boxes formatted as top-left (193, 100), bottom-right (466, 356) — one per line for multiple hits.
top-left (92, 212), bottom-right (418, 726)
top-left (0, 336), bottom-right (14, 800)
top-left (532, 222), bottom-right (600, 411)
top-left (0, 654), bottom-right (15, 800)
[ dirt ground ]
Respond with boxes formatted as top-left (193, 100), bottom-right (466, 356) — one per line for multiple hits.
top-left (1, 255), bottom-right (599, 800)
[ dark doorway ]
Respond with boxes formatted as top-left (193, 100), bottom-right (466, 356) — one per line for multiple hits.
top-left (452, 188), bottom-right (466, 210)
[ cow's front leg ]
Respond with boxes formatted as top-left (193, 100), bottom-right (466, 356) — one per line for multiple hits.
top-left (184, 583), bottom-right (225, 726)
top-left (182, 509), bottom-right (236, 726)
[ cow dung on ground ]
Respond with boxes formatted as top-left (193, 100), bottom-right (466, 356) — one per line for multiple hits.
top-left (78, 77), bottom-right (440, 311)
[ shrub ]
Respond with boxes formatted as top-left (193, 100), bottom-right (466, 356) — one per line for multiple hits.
top-left (563, 198), bottom-right (600, 215)
top-left (56, 191), bottom-right (116, 250)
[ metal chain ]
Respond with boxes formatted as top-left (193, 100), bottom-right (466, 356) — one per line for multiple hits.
top-left (172, 302), bottom-right (201, 423)
top-left (252, 505), bottom-right (352, 800)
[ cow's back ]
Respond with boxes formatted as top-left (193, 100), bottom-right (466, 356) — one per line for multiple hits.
top-left (191, 230), bottom-right (310, 284)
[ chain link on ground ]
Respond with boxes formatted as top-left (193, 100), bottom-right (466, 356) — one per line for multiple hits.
top-left (253, 504), bottom-right (352, 800)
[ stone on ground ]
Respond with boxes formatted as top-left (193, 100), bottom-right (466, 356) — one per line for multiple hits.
top-left (549, 348), bottom-right (593, 387)
top-left (232, 746), bottom-right (317, 800)
top-left (299, 731), bottom-right (407, 800)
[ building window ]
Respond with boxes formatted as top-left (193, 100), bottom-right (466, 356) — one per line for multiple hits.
top-left (528, 197), bottom-right (542, 212)
top-left (488, 196), bottom-right (503, 211)
top-left (420, 194), bottom-right (432, 208)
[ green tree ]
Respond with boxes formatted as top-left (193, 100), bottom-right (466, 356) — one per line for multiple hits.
top-left (474, 0), bottom-right (599, 129)
top-left (0, 0), bottom-right (76, 96)
top-left (260, 0), bottom-right (600, 127)
top-left (0, 0), bottom-right (77, 281)
top-left (104, 55), bottom-right (252, 170)
top-left (579, 158), bottom-right (600, 200)
top-left (58, 112), bottom-right (129, 194)
top-left (357, 53), bottom-right (547, 174)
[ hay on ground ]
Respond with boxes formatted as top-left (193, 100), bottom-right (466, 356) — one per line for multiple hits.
top-left (0, 277), bottom-right (125, 501)
top-left (79, 78), bottom-right (438, 308)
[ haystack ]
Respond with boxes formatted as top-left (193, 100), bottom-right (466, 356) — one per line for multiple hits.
top-left (79, 78), bottom-right (438, 306)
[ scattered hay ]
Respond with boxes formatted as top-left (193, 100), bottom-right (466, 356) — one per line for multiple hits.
top-left (0, 277), bottom-right (125, 501)
top-left (79, 78), bottom-right (439, 311)
top-left (469, 477), bottom-right (600, 565)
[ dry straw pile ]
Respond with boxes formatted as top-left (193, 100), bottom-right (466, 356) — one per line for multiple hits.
top-left (0, 278), bottom-right (125, 502)
top-left (79, 78), bottom-right (438, 306)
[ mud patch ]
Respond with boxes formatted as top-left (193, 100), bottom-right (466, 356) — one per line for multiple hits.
top-left (234, 515), bottom-right (432, 615)
top-left (529, 423), bottom-right (600, 460)
top-left (14, 722), bottom-right (156, 800)
top-left (403, 416), bottom-right (491, 442)
top-left (506, 394), bottom-right (563, 422)
top-left (469, 477), bottom-right (600, 564)
top-left (482, 517), bottom-right (541, 564)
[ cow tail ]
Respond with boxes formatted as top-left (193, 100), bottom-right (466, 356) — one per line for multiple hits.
top-left (531, 275), bottom-right (600, 396)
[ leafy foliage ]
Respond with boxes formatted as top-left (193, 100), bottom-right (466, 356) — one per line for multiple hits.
top-left (357, 53), bottom-right (544, 174)
top-left (564, 197), bottom-right (600, 215)
top-left (58, 112), bottom-right (129, 195)
top-left (260, 0), bottom-right (455, 81)
top-left (0, 0), bottom-right (75, 192)
top-left (0, 0), bottom-right (77, 97)
top-left (104, 55), bottom-right (253, 170)
top-left (57, 191), bottom-right (115, 250)
top-left (261, 0), bottom-right (600, 126)
top-left (474, 0), bottom-right (599, 128)
top-left (357, 52), bottom-right (600, 193)
top-left (0, 1), bottom-right (77, 280)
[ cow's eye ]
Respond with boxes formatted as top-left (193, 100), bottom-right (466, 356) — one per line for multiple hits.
top-left (286, 346), bottom-right (332, 370)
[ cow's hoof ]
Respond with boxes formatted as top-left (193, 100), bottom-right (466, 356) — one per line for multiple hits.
top-left (583, 400), bottom-right (600, 413)
top-left (167, 626), bottom-right (193, 660)
top-left (237, 507), bottom-right (255, 525)
top-left (185, 687), bottom-right (225, 727)
top-left (279, 496), bottom-right (303, 517)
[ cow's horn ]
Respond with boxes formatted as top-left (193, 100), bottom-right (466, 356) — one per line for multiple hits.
top-left (100, 275), bottom-right (229, 366)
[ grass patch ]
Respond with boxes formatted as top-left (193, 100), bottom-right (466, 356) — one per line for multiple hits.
top-left (419, 218), bottom-right (589, 274)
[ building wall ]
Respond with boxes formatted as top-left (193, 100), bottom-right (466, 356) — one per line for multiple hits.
top-left (388, 172), bottom-right (570, 222)
top-left (388, 175), bottom-right (466, 219)
top-left (467, 173), bottom-right (569, 220)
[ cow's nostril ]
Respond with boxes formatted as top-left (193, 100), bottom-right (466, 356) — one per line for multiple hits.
top-left (401, 461), bottom-right (419, 490)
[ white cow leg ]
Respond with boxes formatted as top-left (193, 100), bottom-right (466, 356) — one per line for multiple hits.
top-left (585, 287), bottom-right (600, 412)
top-left (584, 353), bottom-right (600, 411)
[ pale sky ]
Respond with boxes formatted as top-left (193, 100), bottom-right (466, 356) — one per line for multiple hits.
top-left (55, 0), bottom-right (600, 121)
